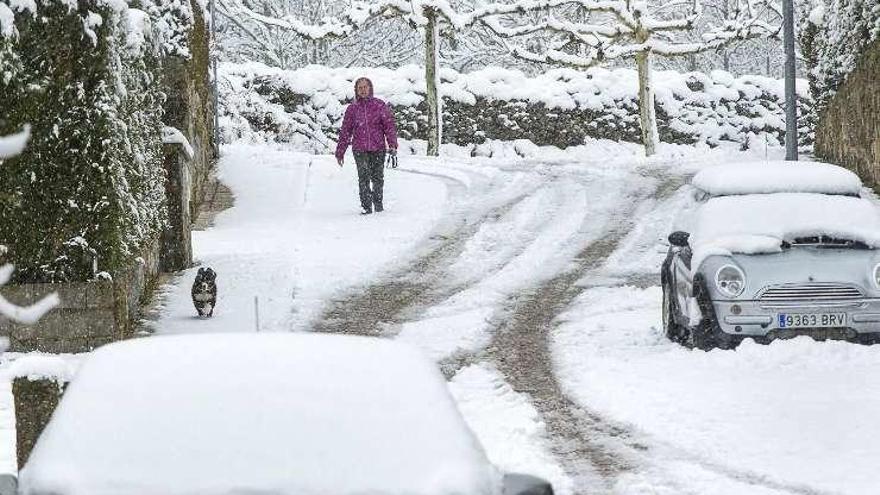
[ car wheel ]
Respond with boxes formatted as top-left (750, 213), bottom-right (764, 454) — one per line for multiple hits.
top-left (689, 319), bottom-right (716, 351)
top-left (690, 275), bottom-right (740, 351)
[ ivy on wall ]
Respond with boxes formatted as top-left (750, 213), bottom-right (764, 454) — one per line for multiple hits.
top-left (0, 0), bottom-right (167, 283)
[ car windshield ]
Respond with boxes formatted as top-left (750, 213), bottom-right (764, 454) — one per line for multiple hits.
top-left (688, 192), bottom-right (880, 264)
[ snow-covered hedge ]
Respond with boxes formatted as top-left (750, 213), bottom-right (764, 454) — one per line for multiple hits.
top-left (219, 63), bottom-right (812, 152)
top-left (802, 0), bottom-right (880, 116)
top-left (137, 0), bottom-right (208, 59)
top-left (0, 0), bottom-right (166, 283)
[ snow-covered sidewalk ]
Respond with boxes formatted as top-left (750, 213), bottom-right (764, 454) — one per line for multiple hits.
top-left (151, 143), bottom-right (452, 333)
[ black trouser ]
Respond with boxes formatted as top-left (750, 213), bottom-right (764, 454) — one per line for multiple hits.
top-left (353, 150), bottom-right (385, 211)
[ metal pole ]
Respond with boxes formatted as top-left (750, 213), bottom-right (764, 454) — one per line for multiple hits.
top-left (782, 0), bottom-right (798, 161)
top-left (254, 296), bottom-right (260, 332)
top-left (211, 0), bottom-right (220, 158)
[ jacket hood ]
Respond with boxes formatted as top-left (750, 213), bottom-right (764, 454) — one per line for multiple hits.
top-left (354, 77), bottom-right (374, 100)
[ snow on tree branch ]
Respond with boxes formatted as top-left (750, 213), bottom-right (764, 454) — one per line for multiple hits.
top-left (0, 265), bottom-right (60, 325)
top-left (0, 125), bottom-right (29, 159)
top-left (470, 0), bottom-right (781, 157)
top-left (478, 0), bottom-right (780, 64)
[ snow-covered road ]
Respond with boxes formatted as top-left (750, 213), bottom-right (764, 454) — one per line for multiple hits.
top-left (145, 140), bottom-right (880, 495)
top-left (3, 139), bottom-right (880, 495)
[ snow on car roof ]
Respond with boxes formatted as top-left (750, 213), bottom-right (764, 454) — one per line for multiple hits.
top-left (692, 161), bottom-right (863, 197)
top-left (19, 333), bottom-right (500, 495)
top-left (690, 193), bottom-right (880, 268)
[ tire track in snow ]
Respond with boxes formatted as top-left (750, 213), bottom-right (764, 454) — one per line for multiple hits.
top-left (310, 168), bottom-right (536, 336)
top-left (482, 171), bottom-right (676, 493)
top-left (485, 169), bottom-right (832, 495)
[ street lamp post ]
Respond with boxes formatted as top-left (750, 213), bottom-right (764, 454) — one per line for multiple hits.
top-left (783, 0), bottom-right (798, 161)
top-left (211, 0), bottom-right (220, 158)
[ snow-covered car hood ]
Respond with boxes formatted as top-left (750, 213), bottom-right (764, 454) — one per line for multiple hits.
top-left (692, 161), bottom-right (863, 197)
top-left (691, 192), bottom-right (880, 269)
top-left (18, 333), bottom-right (500, 495)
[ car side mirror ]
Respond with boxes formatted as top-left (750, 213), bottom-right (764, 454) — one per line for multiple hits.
top-left (668, 231), bottom-right (690, 247)
top-left (502, 473), bottom-right (554, 495)
top-left (0, 473), bottom-right (16, 495)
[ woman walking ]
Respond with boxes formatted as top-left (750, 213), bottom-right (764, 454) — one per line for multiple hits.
top-left (335, 77), bottom-right (399, 215)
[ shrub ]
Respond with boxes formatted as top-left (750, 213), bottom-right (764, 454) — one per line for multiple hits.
top-left (0, 0), bottom-right (166, 283)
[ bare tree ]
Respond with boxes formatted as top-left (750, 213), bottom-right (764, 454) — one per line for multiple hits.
top-left (476, 0), bottom-right (781, 155)
top-left (219, 0), bottom-right (424, 69)
top-left (216, 0), bottom-right (554, 156)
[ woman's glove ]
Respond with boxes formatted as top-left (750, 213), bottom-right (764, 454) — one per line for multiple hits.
top-left (386, 148), bottom-right (398, 169)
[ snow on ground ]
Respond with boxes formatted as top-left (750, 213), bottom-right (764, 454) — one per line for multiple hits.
top-left (553, 165), bottom-right (880, 494)
top-left (449, 364), bottom-right (574, 495)
top-left (5, 138), bottom-right (879, 495)
top-left (149, 143), bottom-right (451, 333)
top-left (553, 285), bottom-right (880, 495)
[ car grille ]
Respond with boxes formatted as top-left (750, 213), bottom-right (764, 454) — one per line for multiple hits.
top-left (759, 283), bottom-right (864, 304)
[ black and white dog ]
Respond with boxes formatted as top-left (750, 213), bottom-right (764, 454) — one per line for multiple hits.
top-left (191, 267), bottom-right (217, 317)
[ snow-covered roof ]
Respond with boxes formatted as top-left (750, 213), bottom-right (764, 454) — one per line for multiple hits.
top-left (19, 333), bottom-right (500, 495)
top-left (690, 193), bottom-right (880, 267)
top-left (692, 161), bottom-right (863, 197)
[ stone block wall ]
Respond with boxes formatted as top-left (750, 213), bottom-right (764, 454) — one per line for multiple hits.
top-left (161, 144), bottom-right (194, 272)
top-left (814, 39), bottom-right (880, 191)
top-left (162, 0), bottom-right (215, 226)
top-left (0, 240), bottom-right (159, 353)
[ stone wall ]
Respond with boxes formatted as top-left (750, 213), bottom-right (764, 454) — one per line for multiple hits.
top-left (162, 0), bottom-right (215, 226)
top-left (814, 39), bottom-right (880, 191)
top-left (223, 64), bottom-right (813, 152)
top-left (161, 144), bottom-right (194, 272)
top-left (13, 378), bottom-right (67, 469)
top-left (0, 240), bottom-right (159, 353)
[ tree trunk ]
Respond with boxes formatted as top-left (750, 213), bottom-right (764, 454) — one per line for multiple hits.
top-left (635, 50), bottom-right (658, 157)
top-left (424, 8), bottom-right (441, 156)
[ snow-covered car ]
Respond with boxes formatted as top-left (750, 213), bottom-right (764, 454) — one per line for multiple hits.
top-left (10, 333), bottom-right (553, 495)
top-left (661, 161), bottom-right (880, 350)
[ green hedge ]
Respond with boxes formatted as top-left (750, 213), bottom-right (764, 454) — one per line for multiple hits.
top-left (0, 1), bottom-right (166, 283)
top-left (801, 0), bottom-right (880, 117)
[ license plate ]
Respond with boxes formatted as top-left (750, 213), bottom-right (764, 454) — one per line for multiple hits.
top-left (777, 313), bottom-right (847, 328)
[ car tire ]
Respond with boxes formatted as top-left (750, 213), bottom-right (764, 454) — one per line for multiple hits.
top-left (689, 274), bottom-right (740, 351)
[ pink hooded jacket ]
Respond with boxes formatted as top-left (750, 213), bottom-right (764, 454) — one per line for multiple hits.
top-left (335, 77), bottom-right (399, 161)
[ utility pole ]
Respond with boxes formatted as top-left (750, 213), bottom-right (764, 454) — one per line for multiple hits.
top-left (782, 0), bottom-right (798, 160)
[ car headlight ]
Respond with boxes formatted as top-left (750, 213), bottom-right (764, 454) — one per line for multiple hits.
top-left (874, 263), bottom-right (880, 289)
top-left (715, 264), bottom-right (745, 298)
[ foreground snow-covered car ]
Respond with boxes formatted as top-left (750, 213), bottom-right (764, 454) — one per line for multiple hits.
top-left (11, 333), bottom-right (553, 495)
top-left (661, 161), bottom-right (880, 350)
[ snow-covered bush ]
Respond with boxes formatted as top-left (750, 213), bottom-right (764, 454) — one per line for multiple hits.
top-left (219, 63), bottom-right (812, 152)
top-left (802, 0), bottom-right (880, 116)
top-left (0, 0), bottom-right (166, 283)
top-left (137, 0), bottom-right (207, 59)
